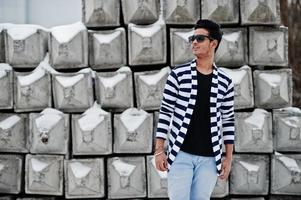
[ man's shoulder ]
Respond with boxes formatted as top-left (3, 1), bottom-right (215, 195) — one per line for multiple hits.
top-left (216, 66), bottom-right (233, 83)
top-left (171, 60), bottom-right (193, 74)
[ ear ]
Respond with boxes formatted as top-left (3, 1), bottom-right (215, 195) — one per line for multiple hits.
top-left (211, 39), bottom-right (218, 50)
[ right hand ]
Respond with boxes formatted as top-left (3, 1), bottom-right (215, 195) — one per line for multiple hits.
top-left (155, 152), bottom-right (168, 171)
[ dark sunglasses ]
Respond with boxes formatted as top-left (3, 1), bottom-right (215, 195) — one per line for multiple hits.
top-left (188, 34), bottom-right (213, 43)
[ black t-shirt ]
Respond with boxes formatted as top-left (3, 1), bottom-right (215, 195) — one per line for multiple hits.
top-left (180, 70), bottom-right (214, 156)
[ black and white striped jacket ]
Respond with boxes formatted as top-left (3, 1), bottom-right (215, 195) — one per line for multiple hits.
top-left (156, 59), bottom-right (235, 175)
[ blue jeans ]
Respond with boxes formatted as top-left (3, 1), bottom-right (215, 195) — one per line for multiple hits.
top-left (167, 150), bottom-right (218, 200)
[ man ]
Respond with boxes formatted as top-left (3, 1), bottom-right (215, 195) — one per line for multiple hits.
top-left (154, 19), bottom-right (235, 200)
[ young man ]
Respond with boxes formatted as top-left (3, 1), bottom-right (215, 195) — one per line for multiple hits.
top-left (154, 19), bottom-right (235, 200)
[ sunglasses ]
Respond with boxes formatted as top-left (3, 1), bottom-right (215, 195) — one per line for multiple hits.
top-left (188, 34), bottom-right (213, 43)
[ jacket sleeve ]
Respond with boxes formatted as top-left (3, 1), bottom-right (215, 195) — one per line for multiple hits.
top-left (156, 70), bottom-right (179, 140)
top-left (221, 79), bottom-right (235, 144)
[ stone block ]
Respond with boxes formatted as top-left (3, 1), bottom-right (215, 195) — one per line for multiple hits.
top-left (220, 66), bottom-right (254, 110)
top-left (163, 0), bottom-right (200, 24)
top-left (271, 152), bottom-right (301, 195)
top-left (114, 108), bottom-right (153, 153)
top-left (4, 24), bottom-right (48, 68)
top-left (14, 68), bottom-right (52, 112)
top-left (64, 158), bottom-right (105, 198)
top-left (122, 0), bottom-right (160, 25)
top-left (170, 28), bottom-right (194, 66)
top-left (0, 64), bottom-right (13, 109)
top-left (146, 155), bottom-right (168, 198)
top-left (201, 0), bottom-right (239, 24)
top-left (211, 178), bottom-right (229, 198)
top-left (16, 198), bottom-right (56, 200)
top-left (254, 69), bottom-right (292, 109)
top-left (52, 70), bottom-right (94, 112)
top-left (273, 107), bottom-right (301, 152)
top-left (230, 154), bottom-right (269, 195)
top-left (269, 196), bottom-right (301, 200)
top-left (82, 0), bottom-right (120, 27)
top-left (249, 26), bottom-right (288, 66)
top-left (240, 0), bottom-right (281, 25)
top-left (89, 28), bottom-right (126, 69)
top-left (216, 28), bottom-right (248, 66)
top-left (128, 21), bottom-right (166, 66)
top-left (25, 154), bottom-right (63, 195)
top-left (72, 102), bottom-right (112, 155)
top-left (95, 67), bottom-right (133, 110)
top-left (49, 22), bottom-right (88, 69)
top-left (0, 113), bottom-right (29, 153)
top-left (107, 156), bottom-right (146, 199)
top-left (230, 198), bottom-right (265, 200)
top-left (134, 67), bottom-right (170, 110)
top-left (0, 154), bottom-right (22, 194)
top-left (0, 27), bottom-right (5, 62)
top-left (234, 109), bottom-right (273, 153)
top-left (29, 108), bottom-right (69, 155)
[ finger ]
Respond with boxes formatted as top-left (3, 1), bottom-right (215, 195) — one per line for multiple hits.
top-left (159, 160), bottom-right (165, 171)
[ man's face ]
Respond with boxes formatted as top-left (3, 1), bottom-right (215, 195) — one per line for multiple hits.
top-left (190, 28), bottom-right (214, 57)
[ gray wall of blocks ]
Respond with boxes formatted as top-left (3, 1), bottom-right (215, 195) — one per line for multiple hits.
top-left (0, 0), bottom-right (300, 199)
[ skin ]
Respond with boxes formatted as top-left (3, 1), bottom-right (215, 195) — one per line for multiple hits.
top-left (155, 28), bottom-right (233, 181)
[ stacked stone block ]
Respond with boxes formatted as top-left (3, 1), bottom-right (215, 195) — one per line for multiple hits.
top-left (0, 0), bottom-right (300, 199)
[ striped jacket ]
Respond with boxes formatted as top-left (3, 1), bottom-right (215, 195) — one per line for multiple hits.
top-left (156, 59), bottom-right (235, 176)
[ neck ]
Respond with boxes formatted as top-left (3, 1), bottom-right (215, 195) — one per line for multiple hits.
top-left (195, 54), bottom-right (214, 74)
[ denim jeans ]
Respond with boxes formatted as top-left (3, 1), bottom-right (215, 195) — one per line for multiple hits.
top-left (167, 150), bottom-right (218, 200)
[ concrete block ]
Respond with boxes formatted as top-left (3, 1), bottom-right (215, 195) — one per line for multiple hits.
top-left (128, 21), bottom-right (166, 66)
top-left (211, 178), bottom-right (229, 198)
top-left (0, 27), bottom-right (6, 63)
top-left (169, 28), bottom-right (194, 66)
top-left (234, 109), bottom-right (273, 153)
top-left (269, 196), bottom-right (301, 200)
top-left (49, 22), bottom-right (88, 69)
top-left (89, 28), bottom-right (126, 69)
top-left (254, 69), bottom-right (292, 109)
top-left (271, 152), bottom-right (301, 195)
top-left (25, 154), bottom-right (63, 195)
top-left (64, 158), bottom-right (105, 198)
top-left (82, 0), bottom-right (120, 27)
top-left (16, 198), bottom-right (56, 200)
top-left (220, 66), bottom-right (254, 110)
top-left (52, 70), bottom-right (94, 112)
top-left (216, 28), bottom-right (248, 66)
top-left (95, 67), bottom-right (133, 110)
top-left (122, 0), bottom-right (160, 25)
top-left (0, 113), bottom-right (29, 153)
top-left (163, 0), bottom-right (200, 24)
top-left (134, 67), bottom-right (170, 110)
top-left (14, 68), bottom-right (52, 112)
top-left (0, 154), bottom-right (22, 194)
top-left (230, 154), bottom-right (269, 195)
top-left (29, 108), bottom-right (69, 155)
top-left (230, 198), bottom-right (265, 200)
top-left (4, 25), bottom-right (48, 68)
top-left (146, 156), bottom-right (168, 198)
top-left (273, 107), bottom-right (301, 152)
top-left (107, 156), bottom-right (146, 199)
top-left (0, 64), bottom-right (13, 109)
top-left (201, 0), bottom-right (239, 24)
top-left (0, 197), bottom-right (14, 200)
top-left (72, 102), bottom-right (112, 155)
top-left (240, 0), bottom-right (281, 25)
top-left (114, 108), bottom-right (153, 153)
top-left (249, 26), bottom-right (288, 66)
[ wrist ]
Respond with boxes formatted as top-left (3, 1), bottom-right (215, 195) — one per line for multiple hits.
top-left (155, 146), bottom-right (164, 151)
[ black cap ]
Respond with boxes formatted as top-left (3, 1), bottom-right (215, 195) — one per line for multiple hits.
top-left (194, 19), bottom-right (223, 52)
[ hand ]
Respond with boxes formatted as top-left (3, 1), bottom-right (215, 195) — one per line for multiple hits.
top-left (155, 151), bottom-right (168, 171)
top-left (219, 157), bottom-right (232, 180)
